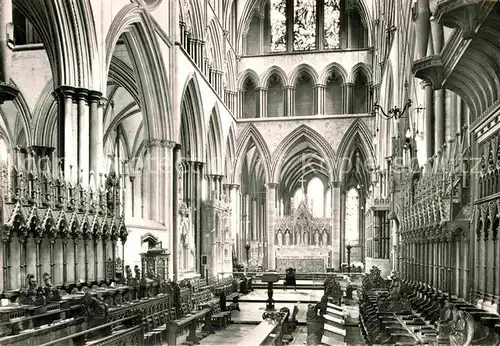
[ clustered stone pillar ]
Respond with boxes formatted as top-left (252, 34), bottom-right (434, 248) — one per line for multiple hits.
top-left (284, 86), bottom-right (295, 117)
top-left (342, 83), bottom-right (354, 114)
top-left (257, 87), bottom-right (267, 118)
top-left (314, 84), bottom-right (326, 115)
top-left (172, 144), bottom-right (181, 281)
top-left (330, 182), bottom-right (342, 268)
top-left (265, 183), bottom-right (278, 270)
top-left (54, 87), bottom-right (105, 183)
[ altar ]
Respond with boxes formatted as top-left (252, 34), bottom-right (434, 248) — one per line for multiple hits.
top-left (273, 201), bottom-right (332, 272)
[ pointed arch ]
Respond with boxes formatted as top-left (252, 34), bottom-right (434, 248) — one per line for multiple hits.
top-left (224, 125), bottom-right (237, 182)
top-left (260, 66), bottom-right (288, 88)
top-left (179, 73), bottom-right (205, 161)
top-left (288, 64), bottom-right (320, 86)
top-left (337, 119), bottom-right (374, 180)
top-left (272, 125), bottom-right (336, 184)
top-left (206, 104), bottom-right (224, 175)
top-left (8, 81), bottom-right (33, 146)
top-left (225, 50), bottom-right (237, 91)
top-left (104, 4), bottom-right (172, 140)
top-left (13, 0), bottom-right (98, 89)
top-left (320, 62), bottom-right (349, 85)
top-left (32, 79), bottom-right (57, 146)
top-left (238, 69), bottom-right (260, 90)
top-left (349, 62), bottom-right (373, 84)
top-left (206, 19), bottom-right (224, 71)
top-left (233, 124), bottom-right (272, 184)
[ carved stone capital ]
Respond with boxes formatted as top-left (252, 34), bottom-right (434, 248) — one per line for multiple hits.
top-left (146, 139), bottom-right (177, 149)
top-left (412, 55), bottom-right (444, 90)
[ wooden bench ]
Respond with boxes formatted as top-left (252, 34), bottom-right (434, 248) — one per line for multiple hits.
top-left (236, 313), bottom-right (286, 346)
top-left (167, 308), bottom-right (212, 345)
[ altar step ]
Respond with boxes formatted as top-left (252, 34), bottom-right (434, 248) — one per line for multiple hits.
top-left (323, 302), bottom-right (347, 342)
top-left (251, 283), bottom-right (323, 290)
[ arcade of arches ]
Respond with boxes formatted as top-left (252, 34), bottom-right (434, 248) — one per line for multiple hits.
top-left (1, 0), bottom-right (500, 344)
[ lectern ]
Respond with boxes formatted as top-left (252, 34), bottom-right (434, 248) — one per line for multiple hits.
top-left (261, 272), bottom-right (279, 311)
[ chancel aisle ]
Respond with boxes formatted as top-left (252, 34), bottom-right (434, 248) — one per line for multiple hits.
top-left (274, 201), bottom-right (332, 272)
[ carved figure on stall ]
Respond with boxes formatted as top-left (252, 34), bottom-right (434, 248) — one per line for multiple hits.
top-left (43, 273), bottom-right (61, 302)
top-left (18, 274), bottom-right (46, 306)
top-left (81, 291), bottom-right (109, 330)
top-left (306, 302), bottom-right (325, 345)
top-left (378, 271), bottom-right (411, 312)
top-left (125, 265), bottom-right (135, 285)
top-left (134, 265), bottom-right (141, 280)
top-left (322, 232), bottom-right (327, 246)
top-left (437, 301), bottom-right (474, 345)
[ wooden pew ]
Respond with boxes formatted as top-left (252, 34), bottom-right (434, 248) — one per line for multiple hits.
top-left (236, 313), bottom-right (285, 346)
top-left (166, 307), bottom-right (212, 345)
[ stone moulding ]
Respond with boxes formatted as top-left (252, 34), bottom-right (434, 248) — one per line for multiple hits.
top-left (412, 55), bottom-right (444, 90)
top-left (0, 82), bottom-right (20, 104)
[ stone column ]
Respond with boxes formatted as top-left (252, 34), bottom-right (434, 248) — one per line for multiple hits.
top-left (172, 144), bottom-right (181, 281)
top-left (284, 86), bottom-right (295, 117)
top-left (343, 83), bottom-right (354, 114)
top-left (252, 197), bottom-right (258, 241)
top-left (314, 84), bottom-right (326, 115)
top-left (424, 82), bottom-right (434, 160)
top-left (194, 162), bottom-right (203, 272)
top-left (75, 89), bottom-right (90, 186)
top-left (435, 88), bottom-right (445, 154)
top-left (415, 0), bottom-right (430, 59)
top-left (229, 184), bottom-right (240, 242)
top-left (54, 87), bottom-right (76, 179)
top-left (238, 89), bottom-right (244, 118)
top-left (88, 91), bottom-right (102, 177)
top-left (330, 182), bottom-right (342, 268)
top-left (346, 7), bottom-right (354, 48)
top-left (256, 87), bottom-right (267, 118)
top-left (265, 183), bottom-right (278, 270)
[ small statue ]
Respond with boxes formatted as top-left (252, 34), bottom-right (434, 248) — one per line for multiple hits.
top-left (19, 274), bottom-right (46, 306)
top-left (43, 273), bottom-right (61, 302)
top-left (125, 265), bottom-right (134, 285)
top-left (134, 265), bottom-right (141, 280)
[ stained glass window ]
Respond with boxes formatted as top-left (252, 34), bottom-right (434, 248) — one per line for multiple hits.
top-left (293, 0), bottom-right (316, 51)
top-left (271, 0), bottom-right (287, 52)
top-left (324, 0), bottom-right (341, 49)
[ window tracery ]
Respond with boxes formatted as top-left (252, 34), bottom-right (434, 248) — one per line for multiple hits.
top-left (324, 0), bottom-right (341, 49)
top-left (293, 0), bottom-right (316, 51)
top-left (271, 0), bottom-right (287, 52)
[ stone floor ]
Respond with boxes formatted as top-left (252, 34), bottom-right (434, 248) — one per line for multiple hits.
top-left (172, 288), bottom-right (364, 345)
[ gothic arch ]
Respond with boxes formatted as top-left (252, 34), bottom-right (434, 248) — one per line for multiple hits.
top-left (337, 120), bottom-right (374, 181)
top-left (178, 0), bottom-right (204, 39)
top-left (238, 69), bottom-right (260, 90)
top-left (288, 64), bottom-right (320, 86)
top-left (180, 74), bottom-right (206, 162)
top-left (4, 81), bottom-right (33, 147)
top-left (320, 63), bottom-right (349, 85)
top-left (104, 4), bottom-right (172, 140)
top-left (233, 124), bottom-right (272, 184)
top-left (271, 125), bottom-right (336, 184)
top-left (260, 66), bottom-right (288, 88)
top-left (224, 125), bottom-right (237, 182)
top-left (349, 62), bottom-right (373, 84)
top-left (206, 20), bottom-right (224, 71)
top-left (13, 0), bottom-right (98, 89)
top-left (225, 50), bottom-right (237, 92)
top-left (206, 104), bottom-right (224, 175)
top-left (351, 0), bottom-right (373, 47)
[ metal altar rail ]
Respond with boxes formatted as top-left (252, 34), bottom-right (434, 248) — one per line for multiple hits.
top-left (222, 272), bottom-right (363, 278)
